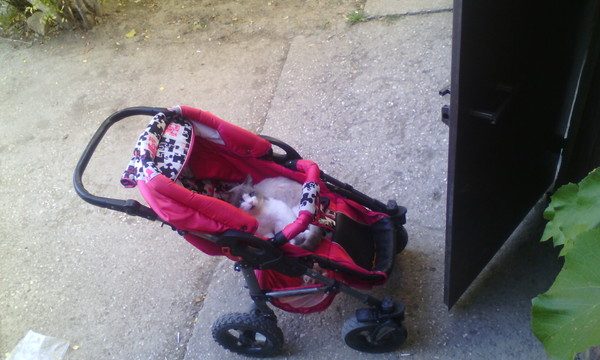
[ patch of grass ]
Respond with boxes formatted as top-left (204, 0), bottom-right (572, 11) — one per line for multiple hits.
top-left (346, 10), bottom-right (367, 25)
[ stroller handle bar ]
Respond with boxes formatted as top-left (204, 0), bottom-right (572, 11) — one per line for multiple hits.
top-left (73, 107), bottom-right (165, 221)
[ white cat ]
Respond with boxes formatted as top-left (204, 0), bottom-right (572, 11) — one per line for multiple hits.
top-left (226, 176), bottom-right (322, 250)
top-left (254, 177), bottom-right (304, 209)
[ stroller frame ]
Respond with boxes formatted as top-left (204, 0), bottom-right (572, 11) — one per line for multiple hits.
top-left (74, 107), bottom-right (408, 357)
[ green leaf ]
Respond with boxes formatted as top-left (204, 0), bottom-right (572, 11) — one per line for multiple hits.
top-left (541, 169), bottom-right (600, 256)
top-left (532, 227), bottom-right (600, 360)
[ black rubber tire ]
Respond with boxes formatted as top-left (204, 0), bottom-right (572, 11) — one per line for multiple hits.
top-left (212, 312), bottom-right (284, 357)
top-left (396, 225), bottom-right (408, 253)
top-left (342, 316), bottom-right (407, 353)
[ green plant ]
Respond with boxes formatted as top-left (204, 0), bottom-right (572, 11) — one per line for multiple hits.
top-left (531, 168), bottom-right (600, 360)
top-left (0, 0), bottom-right (102, 34)
top-left (0, 4), bottom-right (26, 30)
top-left (346, 10), bottom-right (367, 25)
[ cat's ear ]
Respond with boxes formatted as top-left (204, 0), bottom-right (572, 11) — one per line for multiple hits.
top-left (243, 175), bottom-right (253, 186)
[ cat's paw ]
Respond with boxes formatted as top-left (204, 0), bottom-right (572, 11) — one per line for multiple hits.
top-left (290, 233), bottom-right (307, 246)
top-left (296, 226), bottom-right (322, 251)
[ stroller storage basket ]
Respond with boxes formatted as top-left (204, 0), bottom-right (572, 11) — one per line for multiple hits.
top-left (74, 106), bottom-right (408, 356)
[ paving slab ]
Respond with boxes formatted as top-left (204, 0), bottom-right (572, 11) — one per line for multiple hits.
top-left (262, 13), bottom-right (452, 231)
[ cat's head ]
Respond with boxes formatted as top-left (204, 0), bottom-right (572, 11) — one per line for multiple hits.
top-left (226, 175), bottom-right (264, 213)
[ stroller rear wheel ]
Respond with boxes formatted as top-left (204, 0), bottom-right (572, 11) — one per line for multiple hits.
top-left (342, 316), bottom-right (407, 353)
top-left (212, 312), bottom-right (284, 357)
top-left (396, 225), bottom-right (408, 253)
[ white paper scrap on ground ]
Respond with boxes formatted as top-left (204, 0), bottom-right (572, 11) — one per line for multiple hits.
top-left (7, 330), bottom-right (70, 360)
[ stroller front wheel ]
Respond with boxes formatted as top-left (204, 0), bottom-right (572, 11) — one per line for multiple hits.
top-left (342, 316), bottom-right (407, 353)
top-left (212, 312), bottom-right (284, 357)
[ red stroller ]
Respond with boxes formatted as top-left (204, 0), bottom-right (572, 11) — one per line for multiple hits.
top-left (74, 106), bottom-right (408, 357)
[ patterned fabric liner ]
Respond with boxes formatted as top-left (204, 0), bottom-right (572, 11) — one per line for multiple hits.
top-left (121, 111), bottom-right (193, 188)
top-left (177, 167), bottom-right (235, 200)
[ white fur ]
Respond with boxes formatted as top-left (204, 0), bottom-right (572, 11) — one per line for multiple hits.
top-left (240, 193), bottom-right (297, 239)
top-left (233, 176), bottom-right (322, 250)
top-left (255, 177), bottom-right (303, 208)
top-left (256, 177), bottom-right (322, 249)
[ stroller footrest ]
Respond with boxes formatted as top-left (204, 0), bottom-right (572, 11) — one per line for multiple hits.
top-left (332, 214), bottom-right (396, 276)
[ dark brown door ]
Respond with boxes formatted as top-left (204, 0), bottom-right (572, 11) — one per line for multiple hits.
top-left (444, 0), bottom-right (600, 308)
